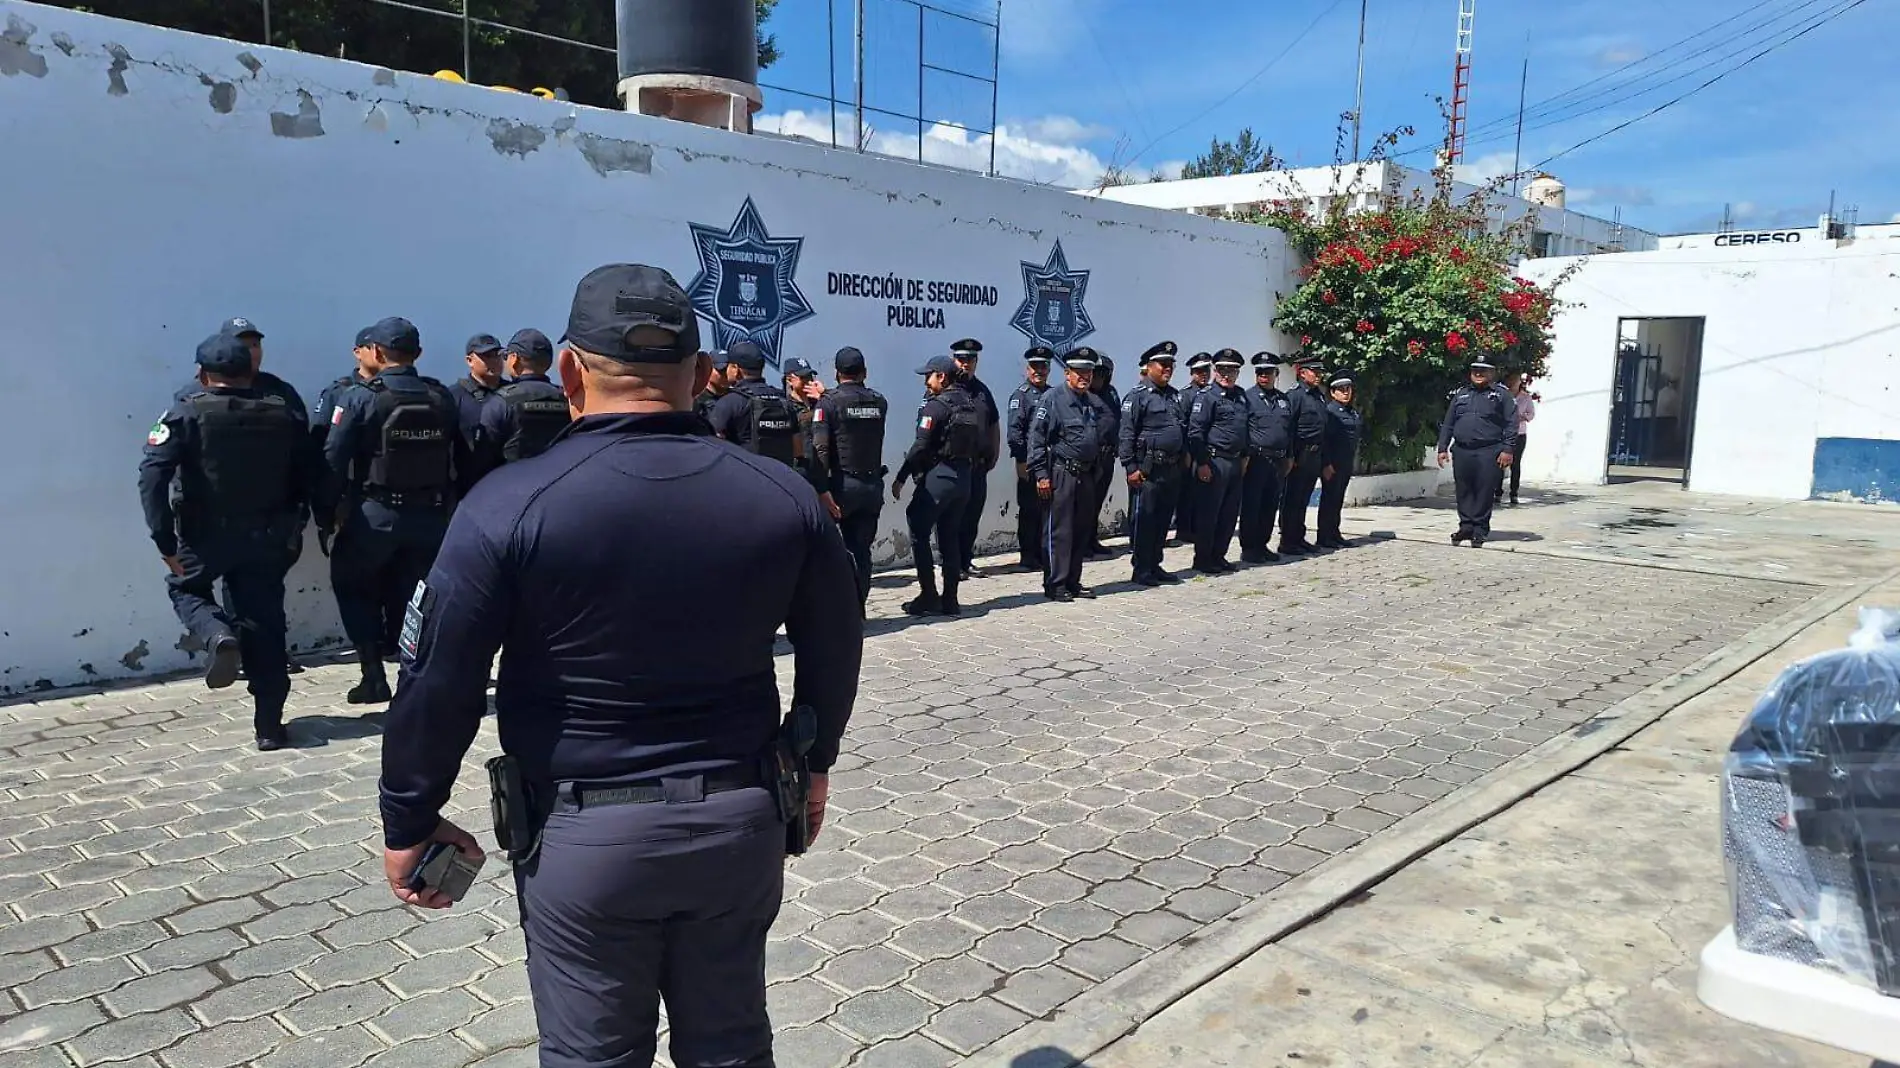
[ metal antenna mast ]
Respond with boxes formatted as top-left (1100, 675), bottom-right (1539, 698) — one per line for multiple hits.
top-left (1448, 0), bottom-right (1476, 162)
top-left (1351, 0), bottom-right (1368, 160)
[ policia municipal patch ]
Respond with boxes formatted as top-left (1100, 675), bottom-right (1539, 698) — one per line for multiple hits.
top-left (399, 581), bottom-right (433, 663)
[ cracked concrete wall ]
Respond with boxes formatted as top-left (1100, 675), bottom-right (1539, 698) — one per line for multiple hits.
top-left (0, 0), bottom-right (1296, 693)
top-left (1520, 244), bottom-right (1900, 499)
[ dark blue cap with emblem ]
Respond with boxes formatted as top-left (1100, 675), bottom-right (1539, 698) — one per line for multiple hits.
top-left (364, 317), bottom-right (421, 354)
top-left (951, 338), bottom-right (983, 359)
top-left (1187, 352), bottom-right (1213, 370)
top-left (918, 354), bottom-right (960, 376)
top-left (1063, 347), bottom-right (1099, 370)
top-left (783, 357), bottom-right (816, 378)
top-left (1213, 348), bottom-right (1244, 367)
top-left (466, 333), bottom-right (502, 356)
top-left (562, 263), bottom-right (701, 363)
top-left (710, 350), bottom-right (731, 370)
top-left (196, 332), bottom-right (253, 375)
top-left (728, 340), bottom-right (766, 372)
top-left (220, 317), bottom-right (263, 339)
top-left (1141, 341), bottom-right (1178, 364)
top-left (354, 326), bottom-right (374, 348)
top-left (505, 328), bottom-right (554, 363)
top-left (1023, 346), bottom-right (1054, 364)
top-left (1251, 351), bottom-right (1281, 369)
top-left (835, 346), bottom-right (866, 372)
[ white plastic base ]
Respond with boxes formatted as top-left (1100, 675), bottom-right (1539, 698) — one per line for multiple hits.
top-left (1698, 926), bottom-right (1900, 1061)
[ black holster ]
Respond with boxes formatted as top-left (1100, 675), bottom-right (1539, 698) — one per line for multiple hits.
top-left (486, 755), bottom-right (540, 864)
top-left (768, 706), bottom-right (818, 856)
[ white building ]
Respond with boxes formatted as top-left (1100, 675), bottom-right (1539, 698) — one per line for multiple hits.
top-left (1084, 160), bottom-right (1659, 259)
top-left (1659, 219), bottom-right (1900, 250)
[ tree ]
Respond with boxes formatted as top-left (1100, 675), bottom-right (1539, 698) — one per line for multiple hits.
top-left (50, 0), bottom-right (782, 109)
top-left (1180, 127), bottom-right (1278, 179)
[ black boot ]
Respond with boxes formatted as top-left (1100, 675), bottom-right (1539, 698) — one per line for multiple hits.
top-left (255, 701), bottom-right (290, 751)
top-left (205, 633), bottom-right (242, 690)
top-left (940, 576), bottom-right (962, 617)
top-left (903, 568), bottom-right (941, 617)
top-left (348, 648), bottom-right (392, 705)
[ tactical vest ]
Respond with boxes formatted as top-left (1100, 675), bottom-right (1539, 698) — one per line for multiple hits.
top-left (940, 389), bottom-right (983, 461)
top-left (184, 392), bottom-right (302, 521)
top-left (495, 380), bottom-right (571, 462)
top-left (735, 382), bottom-right (800, 466)
top-left (831, 387), bottom-right (888, 475)
top-left (363, 378), bottom-right (456, 497)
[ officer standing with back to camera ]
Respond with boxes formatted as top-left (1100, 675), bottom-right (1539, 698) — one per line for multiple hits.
top-left (312, 332), bottom-right (402, 655)
top-left (318, 316), bottom-right (469, 704)
top-left (1279, 355), bottom-right (1329, 556)
top-left (707, 341), bottom-right (801, 466)
top-left (1005, 347), bottom-right (1054, 573)
top-left (1317, 374), bottom-right (1363, 548)
top-left (811, 346), bottom-right (888, 609)
top-left (473, 328), bottom-right (571, 479)
top-left (1239, 352), bottom-right (1293, 564)
top-left (1029, 347), bottom-right (1108, 603)
top-left (1172, 352), bottom-right (1213, 546)
top-left (1437, 358), bottom-right (1517, 548)
top-left (1118, 341), bottom-right (1186, 587)
top-left (1086, 353), bottom-right (1121, 557)
top-left (375, 263), bottom-right (862, 1068)
top-left (141, 333), bottom-right (318, 750)
top-left (1187, 349), bottom-right (1252, 575)
top-left (454, 334), bottom-right (506, 452)
top-left (950, 339), bottom-right (1001, 580)
top-left (892, 355), bottom-right (980, 618)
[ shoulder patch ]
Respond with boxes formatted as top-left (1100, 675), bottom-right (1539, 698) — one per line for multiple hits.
top-left (919, 414), bottom-right (934, 430)
top-left (1121, 398), bottom-right (1134, 412)
top-left (331, 405), bottom-right (346, 426)
top-left (146, 420), bottom-right (171, 446)
top-left (813, 406), bottom-right (826, 423)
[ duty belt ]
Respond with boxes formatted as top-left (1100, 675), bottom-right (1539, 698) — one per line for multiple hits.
top-left (1055, 457), bottom-right (1095, 475)
top-left (841, 468), bottom-right (885, 479)
top-left (364, 488), bottom-right (449, 508)
top-left (1144, 449), bottom-right (1183, 465)
top-left (552, 768), bottom-right (763, 812)
top-left (1249, 447), bottom-right (1286, 459)
top-left (1212, 447), bottom-right (1246, 460)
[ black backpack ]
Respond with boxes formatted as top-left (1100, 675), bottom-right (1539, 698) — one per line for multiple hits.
top-left (740, 384), bottom-right (800, 466)
top-left (365, 380), bottom-right (455, 493)
top-left (497, 383), bottom-right (571, 462)
top-left (941, 389), bottom-right (983, 460)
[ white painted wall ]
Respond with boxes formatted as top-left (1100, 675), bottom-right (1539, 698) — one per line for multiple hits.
top-left (1518, 243), bottom-right (1900, 499)
top-left (0, 0), bottom-right (1295, 692)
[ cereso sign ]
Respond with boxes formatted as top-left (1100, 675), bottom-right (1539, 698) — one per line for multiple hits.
top-left (1714, 230), bottom-right (1805, 247)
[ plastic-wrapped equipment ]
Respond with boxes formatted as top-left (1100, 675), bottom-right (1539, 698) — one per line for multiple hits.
top-left (1724, 607), bottom-right (1900, 993)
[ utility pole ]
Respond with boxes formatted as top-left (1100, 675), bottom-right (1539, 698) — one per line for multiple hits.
top-left (853, 0), bottom-right (866, 151)
top-left (1509, 47), bottom-right (1527, 195)
top-left (1351, 0), bottom-right (1368, 159)
top-left (1447, 0), bottom-right (1476, 163)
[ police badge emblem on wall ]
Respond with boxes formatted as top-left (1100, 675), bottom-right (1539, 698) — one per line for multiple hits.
top-left (1009, 241), bottom-right (1096, 355)
top-left (687, 197), bottom-right (815, 369)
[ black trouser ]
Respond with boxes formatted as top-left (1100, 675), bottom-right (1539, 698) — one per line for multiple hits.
top-left (1129, 465), bottom-right (1181, 578)
top-left (1174, 469), bottom-right (1198, 543)
top-left (331, 507), bottom-right (447, 672)
top-left (518, 783), bottom-right (784, 1068)
top-left (1044, 464), bottom-right (1093, 592)
top-left (1502, 433), bottom-right (1526, 500)
top-left (1318, 466), bottom-right (1353, 542)
top-left (1014, 468), bottom-right (1045, 569)
top-left (168, 524), bottom-right (292, 729)
top-left (1087, 454), bottom-right (1115, 552)
top-left (1279, 442), bottom-right (1322, 547)
top-left (957, 464), bottom-right (991, 570)
top-left (834, 474), bottom-right (884, 607)
top-left (1237, 452), bottom-right (1285, 556)
top-left (1453, 442), bottom-right (1506, 539)
top-left (905, 461), bottom-right (969, 603)
top-left (1193, 455), bottom-right (1244, 568)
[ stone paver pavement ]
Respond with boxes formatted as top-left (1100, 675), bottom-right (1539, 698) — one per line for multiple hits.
top-left (0, 537), bottom-right (1817, 1067)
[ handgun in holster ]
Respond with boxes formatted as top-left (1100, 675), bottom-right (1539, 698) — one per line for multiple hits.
top-left (769, 705), bottom-right (818, 856)
top-left (486, 755), bottom-right (540, 865)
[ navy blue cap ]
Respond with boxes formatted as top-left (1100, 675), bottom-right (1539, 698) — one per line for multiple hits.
top-left (728, 341), bottom-right (766, 372)
top-left (951, 338), bottom-right (983, 359)
top-left (1294, 354), bottom-right (1326, 368)
top-left (1141, 341), bottom-right (1177, 364)
top-left (1330, 375), bottom-right (1356, 389)
top-left (353, 326), bottom-right (374, 348)
top-left (783, 357), bottom-right (816, 378)
top-left (835, 346), bottom-right (867, 372)
top-left (562, 263), bottom-right (700, 363)
top-left (466, 333), bottom-right (502, 356)
top-left (196, 332), bottom-right (253, 374)
top-left (1469, 359), bottom-right (1497, 371)
top-left (1023, 346), bottom-right (1054, 364)
top-left (710, 350), bottom-right (731, 370)
top-left (364, 316), bottom-right (421, 354)
top-left (1251, 351), bottom-right (1281, 369)
top-left (1063, 347), bottom-right (1099, 370)
top-left (1186, 352), bottom-right (1213, 370)
top-left (505, 328), bottom-right (554, 364)
top-left (220, 317), bottom-right (263, 339)
top-left (917, 354), bottom-right (959, 376)
top-left (1096, 354), bottom-right (1115, 375)
top-left (1213, 348), bottom-right (1245, 367)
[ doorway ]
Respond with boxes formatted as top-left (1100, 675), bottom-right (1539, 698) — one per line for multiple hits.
top-left (1607, 316), bottom-right (1705, 485)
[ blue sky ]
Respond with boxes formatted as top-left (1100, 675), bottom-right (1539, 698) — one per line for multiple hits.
top-left (753, 0), bottom-right (1897, 235)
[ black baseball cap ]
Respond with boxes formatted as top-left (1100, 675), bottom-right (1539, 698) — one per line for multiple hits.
top-left (728, 340), bottom-right (766, 372)
top-left (917, 354), bottom-right (959, 376)
top-left (783, 356), bottom-right (816, 378)
top-left (220, 317), bottom-right (263, 340)
top-left (364, 317), bottom-right (421, 354)
top-left (466, 333), bottom-right (503, 356)
top-left (835, 346), bottom-right (867, 373)
top-left (505, 328), bottom-right (554, 363)
top-left (562, 263), bottom-right (700, 363)
top-left (196, 332), bottom-right (252, 374)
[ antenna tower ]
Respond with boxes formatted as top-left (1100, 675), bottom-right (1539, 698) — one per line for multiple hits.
top-left (1448, 0), bottom-right (1476, 162)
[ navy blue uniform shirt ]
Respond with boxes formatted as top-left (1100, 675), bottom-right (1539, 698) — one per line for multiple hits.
top-left (1245, 385), bottom-right (1294, 456)
top-left (474, 373), bottom-right (566, 471)
top-left (1287, 382), bottom-right (1329, 443)
top-left (1187, 384), bottom-right (1252, 463)
top-left (1323, 398), bottom-right (1362, 469)
top-left (1005, 381), bottom-right (1048, 462)
top-left (895, 392), bottom-right (963, 481)
top-left (377, 411), bottom-right (862, 850)
top-left (1092, 382), bottom-right (1122, 457)
top-left (1026, 386), bottom-right (1107, 480)
top-left (1117, 381), bottom-right (1185, 471)
top-left (311, 372), bottom-right (366, 450)
top-left (1437, 382), bottom-right (1519, 452)
top-left (318, 365), bottom-right (470, 524)
top-left (963, 375), bottom-right (1001, 466)
top-left (452, 376), bottom-right (498, 447)
top-left (139, 386), bottom-right (320, 556)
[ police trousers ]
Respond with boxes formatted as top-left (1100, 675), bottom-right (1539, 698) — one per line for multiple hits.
top-left (1237, 453), bottom-right (1286, 555)
top-left (1044, 465), bottom-right (1093, 593)
top-left (1279, 442), bottom-right (1322, 547)
top-left (518, 784), bottom-right (785, 1068)
top-left (331, 507), bottom-right (447, 662)
top-left (834, 474), bottom-right (884, 607)
top-left (1318, 466), bottom-right (1353, 543)
top-left (1015, 469), bottom-right (1045, 569)
top-left (1193, 456), bottom-right (1244, 569)
top-left (906, 461), bottom-right (970, 599)
top-left (1174, 467), bottom-right (1198, 543)
top-left (1129, 467), bottom-right (1180, 579)
top-left (1453, 443), bottom-right (1506, 538)
top-left (956, 463), bottom-right (991, 571)
top-left (1087, 452), bottom-right (1116, 552)
top-left (168, 525), bottom-right (293, 722)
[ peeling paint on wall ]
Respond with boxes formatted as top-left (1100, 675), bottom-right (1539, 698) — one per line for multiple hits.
top-left (235, 50), bottom-right (261, 75)
top-left (575, 133), bottom-right (652, 177)
top-left (485, 118), bottom-right (545, 158)
top-left (0, 13), bottom-right (47, 77)
top-left (371, 67), bottom-right (395, 87)
top-left (198, 72), bottom-right (236, 113)
top-left (118, 640), bottom-right (149, 670)
top-left (50, 30), bottom-right (71, 55)
top-left (104, 42), bottom-right (129, 95)
top-left (269, 89), bottom-right (323, 138)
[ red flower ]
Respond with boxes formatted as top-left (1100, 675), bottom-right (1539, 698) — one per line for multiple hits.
top-left (1406, 339), bottom-right (1425, 357)
top-left (1445, 331), bottom-right (1469, 353)
top-left (1355, 319), bottom-right (1375, 333)
top-left (1300, 335), bottom-right (1312, 347)
top-left (1503, 330), bottom-right (1520, 346)
top-left (1502, 292), bottom-right (1535, 314)
top-left (1322, 289), bottom-right (1338, 305)
top-left (1448, 246), bottom-right (1469, 264)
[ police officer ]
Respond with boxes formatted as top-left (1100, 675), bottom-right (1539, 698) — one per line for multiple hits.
top-left (140, 333), bottom-right (318, 750)
top-left (1119, 342), bottom-right (1187, 586)
top-left (694, 350), bottom-right (731, 422)
top-left (318, 317), bottom-right (469, 704)
top-left (1005, 347), bottom-right (1054, 573)
top-left (454, 334), bottom-right (505, 452)
top-left (1086, 353), bottom-right (1121, 557)
top-left (474, 328), bottom-right (570, 478)
top-left (1028, 348), bottom-right (1109, 602)
top-left (1318, 375), bottom-right (1363, 548)
top-left (782, 356), bottom-right (830, 498)
top-left (1437, 358), bottom-right (1518, 547)
top-left (812, 346), bottom-right (888, 608)
top-left (1279, 356), bottom-right (1329, 556)
top-left (893, 355), bottom-right (981, 617)
top-left (1172, 352), bottom-right (1214, 546)
top-left (375, 263), bottom-right (861, 1068)
top-left (312, 332), bottom-right (377, 453)
top-left (1239, 352), bottom-right (1294, 564)
top-left (707, 341), bottom-right (800, 466)
top-left (950, 339), bottom-right (1002, 580)
top-left (1187, 349), bottom-right (1252, 574)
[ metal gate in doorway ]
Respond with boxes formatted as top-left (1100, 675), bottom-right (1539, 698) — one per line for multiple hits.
top-left (1608, 340), bottom-right (1663, 466)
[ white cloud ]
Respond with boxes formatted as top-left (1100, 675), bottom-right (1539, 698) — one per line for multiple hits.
top-left (1452, 151), bottom-right (1519, 186)
top-left (1889, 211), bottom-right (1900, 223)
top-left (758, 109), bottom-right (1115, 189)
top-left (1595, 45), bottom-right (1646, 66)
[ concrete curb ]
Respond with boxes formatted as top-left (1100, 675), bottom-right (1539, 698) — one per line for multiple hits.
top-left (1348, 528), bottom-right (1819, 586)
top-left (957, 564), bottom-right (1900, 1068)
